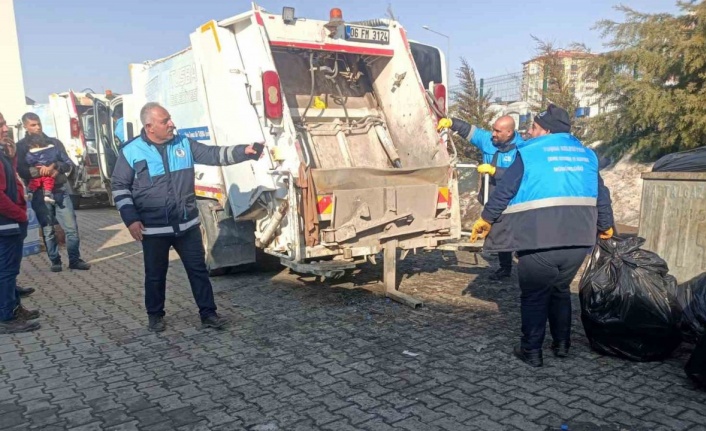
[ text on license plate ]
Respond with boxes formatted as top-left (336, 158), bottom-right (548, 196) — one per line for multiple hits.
top-left (345, 25), bottom-right (389, 44)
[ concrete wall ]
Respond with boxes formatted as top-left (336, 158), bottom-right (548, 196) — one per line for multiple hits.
top-left (0, 0), bottom-right (27, 131)
top-left (639, 172), bottom-right (706, 284)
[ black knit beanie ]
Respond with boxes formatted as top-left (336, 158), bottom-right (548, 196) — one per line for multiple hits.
top-left (534, 104), bottom-right (571, 133)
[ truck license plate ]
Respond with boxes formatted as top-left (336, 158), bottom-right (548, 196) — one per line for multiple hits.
top-left (345, 25), bottom-right (389, 44)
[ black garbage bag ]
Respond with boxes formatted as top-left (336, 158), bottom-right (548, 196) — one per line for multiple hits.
top-left (685, 335), bottom-right (706, 387)
top-left (652, 146), bottom-right (706, 172)
top-left (673, 273), bottom-right (706, 344)
top-left (579, 235), bottom-right (682, 361)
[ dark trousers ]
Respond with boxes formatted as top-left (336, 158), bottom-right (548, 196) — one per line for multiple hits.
top-left (141, 227), bottom-right (216, 318)
top-left (0, 223), bottom-right (27, 321)
top-left (517, 247), bottom-right (589, 351)
top-left (499, 252), bottom-right (513, 270)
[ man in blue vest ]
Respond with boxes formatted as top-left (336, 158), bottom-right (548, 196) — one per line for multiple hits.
top-left (470, 104), bottom-right (614, 367)
top-left (0, 112), bottom-right (41, 334)
top-left (438, 115), bottom-right (523, 279)
top-left (111, 102), bottom-right (261, 332)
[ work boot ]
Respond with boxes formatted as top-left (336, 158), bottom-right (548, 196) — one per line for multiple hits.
top-left (14, 305), bottom-right (40, 321)
top-left (69, 260), bottom-right (91, 270)
top-left (148, 315), bottom-right (166, 332)
top-left (50, 260), bottom-right (63, 272)
top-left (551, 340), bottom-right (571, 358)
top-left (514, 345), bottom-right (543, 367)
top-left (489, 267), bottom-right (512, 281)
top-left (16, 286), bottom-right (35, 298)
top-left (0, 319), bottom-right (40, 334)
top-left (201, 314), bottom-right (228, 329)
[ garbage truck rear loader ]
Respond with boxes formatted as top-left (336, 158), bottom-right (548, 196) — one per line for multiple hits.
top-left (129, 5), bottom-right (461, 307)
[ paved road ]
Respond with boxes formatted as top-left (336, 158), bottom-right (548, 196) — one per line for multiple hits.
top-left (2, 208), bottom-right (705, 430)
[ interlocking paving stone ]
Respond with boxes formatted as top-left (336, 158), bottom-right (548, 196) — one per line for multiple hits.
top-left (0, 207), bottom-right (703, 430)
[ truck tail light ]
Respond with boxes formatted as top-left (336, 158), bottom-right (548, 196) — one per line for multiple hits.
top-left (262, 71), bottom-right (283, 120)
top-left (433, 83), bottom-right (446, 115)
top-left (70, 118), bottom-right (80, 139)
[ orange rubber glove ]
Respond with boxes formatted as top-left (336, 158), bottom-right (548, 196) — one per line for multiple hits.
top-left (599, 227), bottom-right (614, 240)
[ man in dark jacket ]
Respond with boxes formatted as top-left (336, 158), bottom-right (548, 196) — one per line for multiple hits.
top-left (0, 112), bottom-right (41, 334)
top-left (16, 113), bottom-right (91, 272)
top-left (111, 102), bottom-right (261, 332)
top-left (470, 104), bottom-right (614, 367)
top-left (438, 115), bottom-right (524, 279)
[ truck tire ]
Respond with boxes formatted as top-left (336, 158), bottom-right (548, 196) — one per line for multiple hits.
top-left (70, 194), bottom-right (82, 210)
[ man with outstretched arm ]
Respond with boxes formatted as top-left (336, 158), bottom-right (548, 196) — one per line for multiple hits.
top-left (111, 102), bottom-right (262, 332)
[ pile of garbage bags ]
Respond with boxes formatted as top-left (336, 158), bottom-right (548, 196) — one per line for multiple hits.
top-left (673, 273), bottom-right (706, 345)
top-left (678, 274), bottom-right (706, 386)
top-left (579, 235), bottom-right (706, 387)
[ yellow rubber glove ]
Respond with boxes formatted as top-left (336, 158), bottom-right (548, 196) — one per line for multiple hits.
top-left (437, 117), bottom-right (452, 131)
top-left (599, 227), bottom-right (614, 240)
top-left (313, 96), bottom-right (327, 109)
top-left (477, 164), bottom-right (496, 176)
top-left (471, 218), bottom-right (492, 242)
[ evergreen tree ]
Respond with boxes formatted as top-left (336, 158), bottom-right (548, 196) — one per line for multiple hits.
top-left (586, 1), bottom-right (706, 161)
top-left (449, 58), bottom-right (493, 162)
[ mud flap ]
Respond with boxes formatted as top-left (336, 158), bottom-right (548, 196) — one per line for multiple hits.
top-left (197, 200), bottom-right (256, 276)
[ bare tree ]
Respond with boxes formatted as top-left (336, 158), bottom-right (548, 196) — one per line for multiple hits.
top-left (527, 36), bottom-right (587, 121)
top-left (385, 4), bottom-right (397, 21)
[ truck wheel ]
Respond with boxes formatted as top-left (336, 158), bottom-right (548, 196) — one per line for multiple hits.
top-left (70, 194), bottom-right (82, 210)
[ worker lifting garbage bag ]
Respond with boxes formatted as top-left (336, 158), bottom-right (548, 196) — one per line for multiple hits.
top-left (579, 235), bottom-right (682, 361)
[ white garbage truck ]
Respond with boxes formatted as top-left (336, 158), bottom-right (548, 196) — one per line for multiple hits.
top-left (126, 4), bottom-right (461, 306)
top-left (23, 91), bottom-right (129, 208)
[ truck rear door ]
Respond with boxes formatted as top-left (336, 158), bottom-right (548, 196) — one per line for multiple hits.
top-left (190, 20), bottom-right (275, 218)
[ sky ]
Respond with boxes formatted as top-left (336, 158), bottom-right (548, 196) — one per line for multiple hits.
top-left (14, 0), bottom-right (682, 102)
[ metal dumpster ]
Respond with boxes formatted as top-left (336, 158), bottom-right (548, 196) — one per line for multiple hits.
top-left (638, 172), bottom-right (706, 283)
